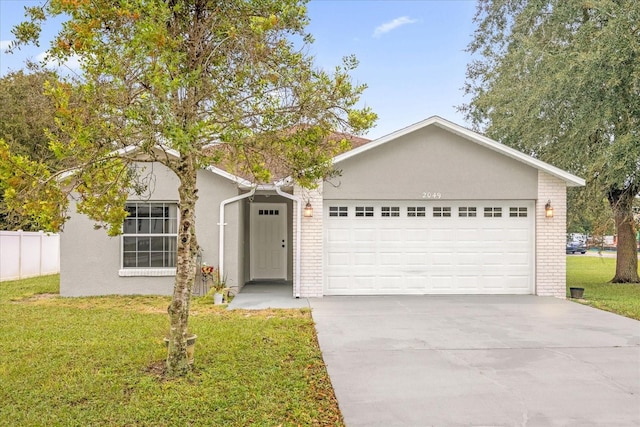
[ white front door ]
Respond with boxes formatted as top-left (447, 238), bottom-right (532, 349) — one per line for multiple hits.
top-left (250, 203), bottom-right (287, 280)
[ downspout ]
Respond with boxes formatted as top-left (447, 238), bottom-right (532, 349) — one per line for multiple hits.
top-left (275, 185), bottom-right (302, 298)
top-left (219, 187), bottom-right (256, 280)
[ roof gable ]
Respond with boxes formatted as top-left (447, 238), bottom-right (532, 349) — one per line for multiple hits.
top-left (333, 116), bottom-right (585, 187)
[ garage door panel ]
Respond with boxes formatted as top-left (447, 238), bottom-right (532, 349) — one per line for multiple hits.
top-left (405, 252), bottom-right (428, 265)
top-left (354, 228), bottom-right (376, 242)
top-left (507, 228), bottom-right (530, 242)
top-left (377, 276), bottom-right (403, 291)
top-left (326, 276), bottom-right (350, 291)
top-left (431, 229), bottom-right (455, 245)
top-left (432, 252), bottom-right (454, 266)
top-left (354, 252), bottom-right (375, 265)
top-left (380, 229), bottom-right (402, 243)
top-left (431, 275), bottom-right (454, 290)
top-left (327, 252), bottom-right (350, 266)
top-left (482, 228), bottom-right (504, 242)
top-left (379, 253), bottom-right (403, 266)
top-left (354, 276), bottom-right (376, 291)
top-left (324, 200), bottom-right (533, 295)
top-left (457, 228), bottom-right (481, 242)
top-left (505, 276), bottom-right (531, 291)
top-left (457, 252), bottom-right (481, 266)
top-left (406, 275), bottom-right (428, 289)
top-left (482, 252), bottom-right (506, 265)
top-left (406, 229), bottom-right (429, 241)
top-left (508, 252), bottom-right (531, 266)
top-left (456, 275), bottom-right (480, 290)
top-left (326, 228), bottom-right (351, 247)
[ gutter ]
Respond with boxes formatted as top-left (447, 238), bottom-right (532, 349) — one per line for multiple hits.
top-left (275, 185), bottom-right (302, 298)
top-left (218, 187), bottom-right (256, 279)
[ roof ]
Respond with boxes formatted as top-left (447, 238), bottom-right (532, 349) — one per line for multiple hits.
top-left (204, 131), bottom-right (371, 186)
top-left (332, 116), bottom-right (585, 187)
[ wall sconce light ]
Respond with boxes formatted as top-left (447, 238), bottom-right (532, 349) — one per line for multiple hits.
top-left (303, 201), bottom-right (313, 218)
top-left (545, 200), bottom-right (554, 218)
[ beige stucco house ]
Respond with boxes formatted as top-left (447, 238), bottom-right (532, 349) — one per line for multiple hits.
top-left (60, 116), bottom-right (584, 298)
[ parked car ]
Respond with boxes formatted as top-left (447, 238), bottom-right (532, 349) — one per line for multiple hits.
top-left (566, 242), bottom-right (587, 254)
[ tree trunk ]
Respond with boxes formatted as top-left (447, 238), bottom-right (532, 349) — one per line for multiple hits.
top-left (609, 191), bottom-right (639, 283)
top-left (166, 154), bottom-right (199, 377)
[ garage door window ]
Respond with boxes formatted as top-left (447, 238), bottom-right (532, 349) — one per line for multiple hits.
top-left (407, 207), bottom-right (426, 217)
top-left (509, 207), bottom-right (528, 217)
top-left (329, 206), bottom-right (348, 217)
top-left (381, 207), bottom-right (400, 217)
top-left (355, 206), bottom-right (374, 217)
top-left (459, 207), bottom-right (477, 217)
top-left (484, 207), bottom-right (502, 218)
top-left (433, 207), bottom-right (452, 217)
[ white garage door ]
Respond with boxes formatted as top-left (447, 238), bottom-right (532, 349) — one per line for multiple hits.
top-left (324, 200), bottom-right (534, 295)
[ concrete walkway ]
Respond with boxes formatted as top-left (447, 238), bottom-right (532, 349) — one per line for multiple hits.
top-left (227, 282), bottom-right (309, 310)
top-left (310, 295), bottom-right (640, 427)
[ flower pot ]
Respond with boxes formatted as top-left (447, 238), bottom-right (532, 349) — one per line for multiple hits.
top-left (569, 287), bottom-right (584, 299)
top-left (164, 335), bottom-right (197, 365)
top-left (213, 292), bottom-right (224, 305)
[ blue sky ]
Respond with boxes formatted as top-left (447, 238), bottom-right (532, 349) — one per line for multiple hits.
top-left (0, 0), bottom-right (478, 139)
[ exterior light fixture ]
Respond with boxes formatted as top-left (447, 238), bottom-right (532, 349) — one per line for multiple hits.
top-left (545, 200), bottom-right (554, 218)
top-left (303, 201), bottom-right (313, 218)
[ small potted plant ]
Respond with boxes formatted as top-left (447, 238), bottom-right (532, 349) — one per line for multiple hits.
top-left (203, 265), bottom-right (227, 304)
top-left (569, 287), bottom-right (584, 299)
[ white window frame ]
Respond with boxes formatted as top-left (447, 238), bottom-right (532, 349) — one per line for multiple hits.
top-left (509, 207), bottom-right (528, 217)
top-left (329, 206), bottom-right (348, 217)
top-left (407, 206), bottom-right (426, 217)
top-left (433, 207), bottom-right (452, 217)
top-left (119, 201), bottom-right (178, 277)
top-left (484, 207), bottom-right (503, 218)
top-left (355, 206), bottom-right (374, 217)
top-left (459, 207), bottom-right (477, 217)
top-left (381, 206), bottom-right (400, 217)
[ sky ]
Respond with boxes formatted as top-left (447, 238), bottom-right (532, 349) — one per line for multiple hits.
top-left (0, 0), bottom-right (478, 139)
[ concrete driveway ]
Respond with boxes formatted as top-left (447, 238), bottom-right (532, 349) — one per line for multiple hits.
top-left (310, 295), bottom-right (640, 426)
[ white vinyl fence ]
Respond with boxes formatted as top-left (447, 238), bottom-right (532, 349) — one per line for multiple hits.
top-left (0, 230), bottom-right (60, 282)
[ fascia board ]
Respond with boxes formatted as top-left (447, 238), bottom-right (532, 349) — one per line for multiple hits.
top-left (203, 165), bottom-right (255, 187)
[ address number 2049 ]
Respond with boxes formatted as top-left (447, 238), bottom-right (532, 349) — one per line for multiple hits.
top-left (422, 192), bottom-right (442, 199)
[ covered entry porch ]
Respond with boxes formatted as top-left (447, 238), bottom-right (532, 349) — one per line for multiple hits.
top-left (227, 281), bottom-right (309, 309)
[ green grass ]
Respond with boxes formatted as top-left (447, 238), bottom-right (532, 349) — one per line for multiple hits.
top-left (0, 275), bottom-right (343, 426)
top-left (567, 256), bottom-right (640, 320)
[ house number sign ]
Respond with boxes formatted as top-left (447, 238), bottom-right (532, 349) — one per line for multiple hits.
top-left (422, 192), bottom-right (442, 199)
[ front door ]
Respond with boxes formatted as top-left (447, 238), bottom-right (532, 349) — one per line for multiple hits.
top-left (250, 203), bottom-right (287, 280)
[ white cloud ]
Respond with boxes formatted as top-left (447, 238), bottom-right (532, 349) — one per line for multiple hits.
top-left (373, 16), bottom-right (418, 38)
top-left (1, 40), bottom-right (12, 51)
top-left (36, 51), bottom-right (82, 72)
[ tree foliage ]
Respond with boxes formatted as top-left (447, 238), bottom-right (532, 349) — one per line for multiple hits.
top-left (462, 0), bottom-right (640, 282)
top-left (5, 0), bottom-right (376, 376)
top-left (0, 69), bottom-right (63, 230)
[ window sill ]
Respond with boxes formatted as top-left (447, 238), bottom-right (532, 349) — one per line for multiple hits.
top-left (119, 268), bottom-right (176, 277)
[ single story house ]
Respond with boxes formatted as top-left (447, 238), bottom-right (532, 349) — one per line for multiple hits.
top-left (60, 116), bottom-right (585, 298)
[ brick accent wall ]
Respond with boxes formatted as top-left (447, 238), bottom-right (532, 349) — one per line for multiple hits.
top-left (294, 183), bottom-right (324, 297)
top-left (536, 171), bottom-right (567, 298)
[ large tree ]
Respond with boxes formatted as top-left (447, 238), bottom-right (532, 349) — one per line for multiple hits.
top-left (0, 68), bottom-right (61, 230)
top-left (462, 0), bottom-right (640, 283)
top-left (4, 0), bottom-right (375, 376)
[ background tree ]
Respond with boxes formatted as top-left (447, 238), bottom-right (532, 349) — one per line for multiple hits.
top-left (0, 68), bottom-right (61, 230)
top-left (462, 0), bottom-right (640, 283)
top-left (5, 0), bottom-right (376, 376)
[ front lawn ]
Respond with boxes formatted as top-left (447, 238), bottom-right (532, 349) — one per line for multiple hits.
top-left (567, 256), bottom-right (640, 320)
top-left (0, 275), bottom-right (343, 426)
